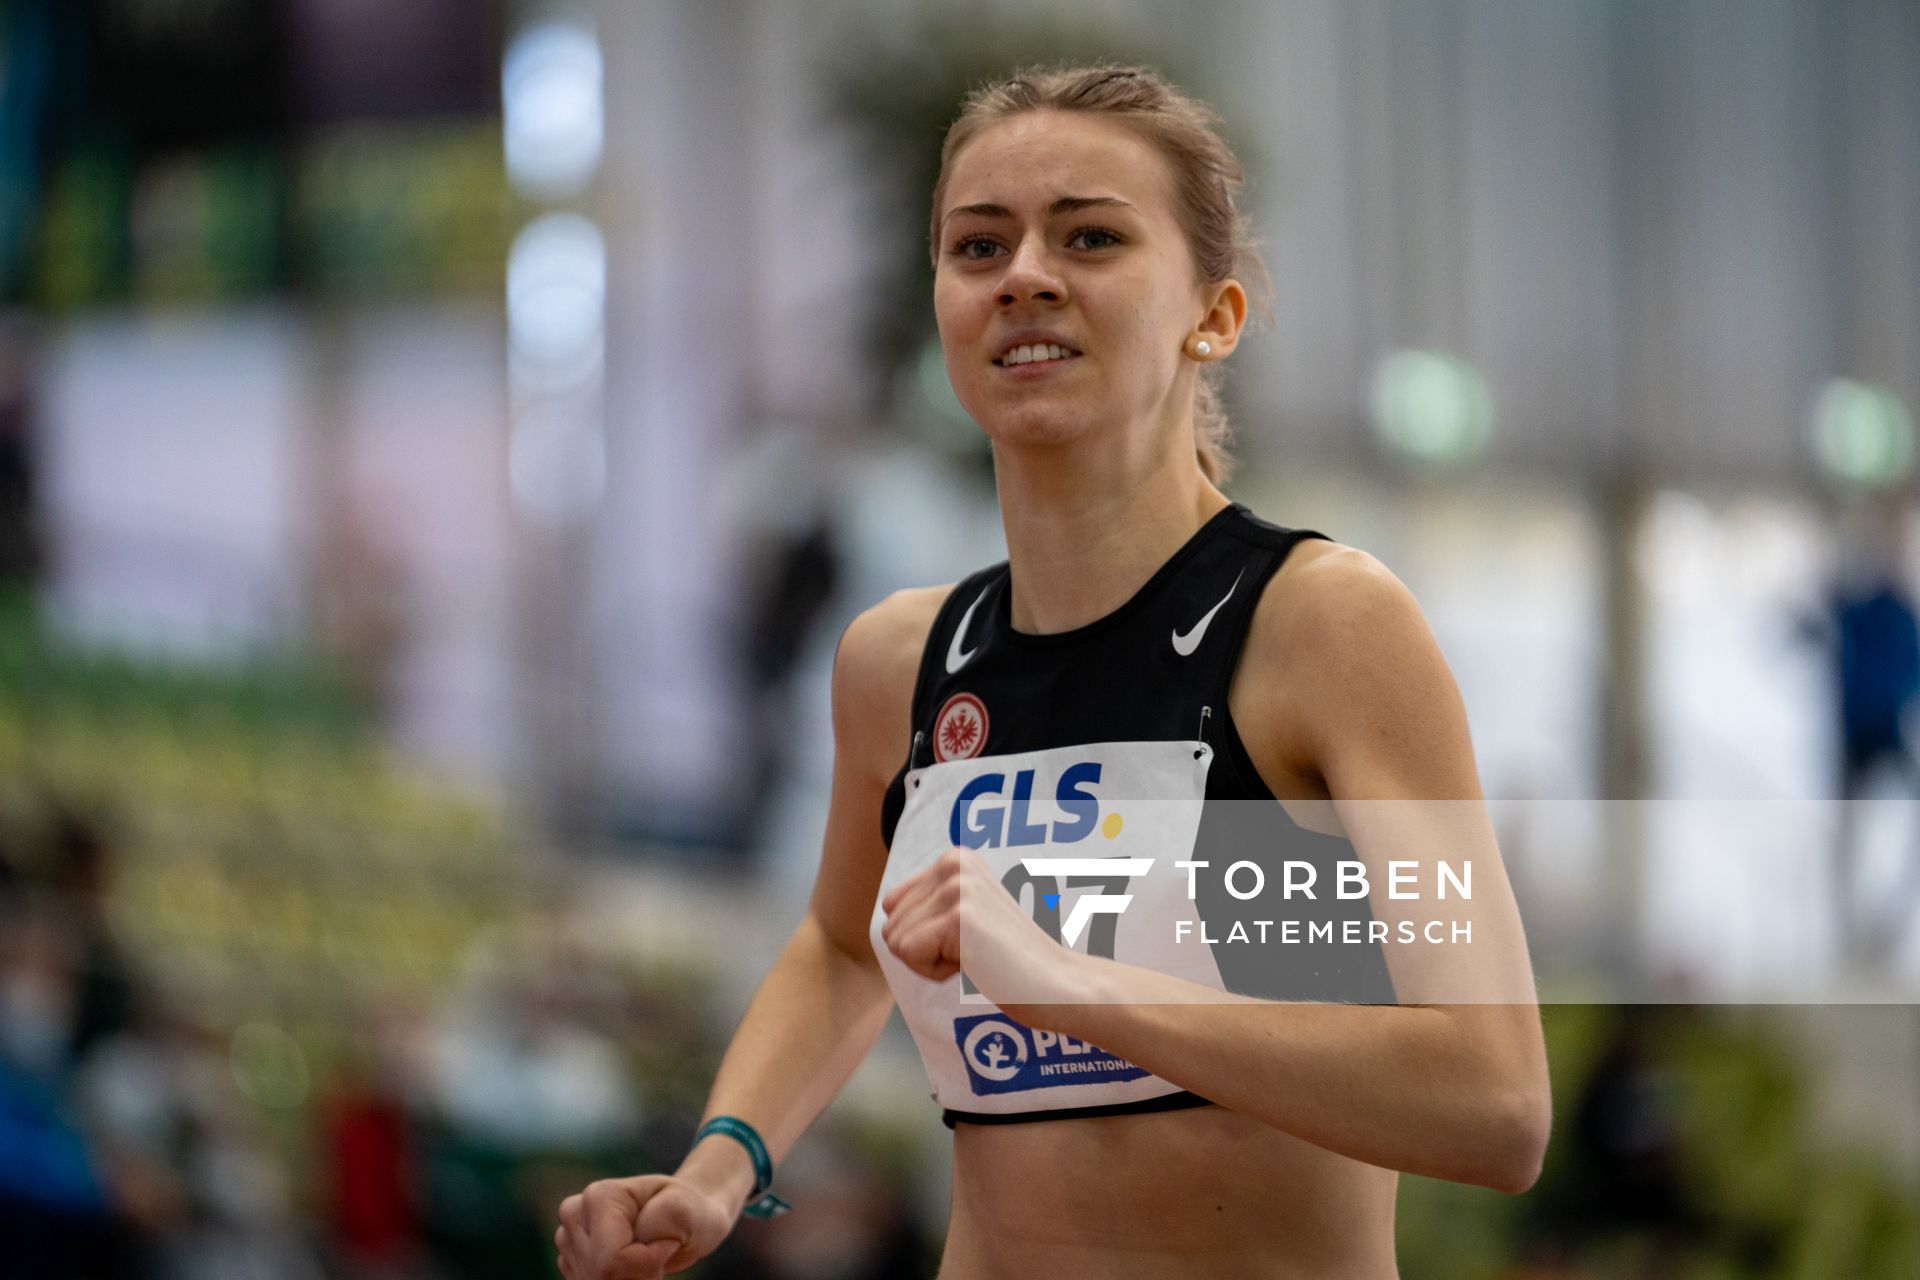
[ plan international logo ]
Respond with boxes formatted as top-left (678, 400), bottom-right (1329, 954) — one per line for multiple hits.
top-left (952, 1013), bottom-right (1149, 1095)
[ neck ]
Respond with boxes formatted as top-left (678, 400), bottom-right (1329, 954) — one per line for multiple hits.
top-left (993, 442), bottom-right (1229, 636)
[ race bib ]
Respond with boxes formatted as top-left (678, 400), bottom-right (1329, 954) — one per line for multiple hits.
top-left (870, 738), bottom-right (1225, 1114)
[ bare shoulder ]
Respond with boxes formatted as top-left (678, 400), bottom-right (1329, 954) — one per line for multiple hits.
top-left (832, 584), bottom-right (953, 785)
top-left (1243, 539), bottom-right (1478, 800)
top-left (1256, 539), bottom-right (1434, 672)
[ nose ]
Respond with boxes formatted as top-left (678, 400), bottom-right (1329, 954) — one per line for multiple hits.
top-left (996, 237), bottom-right (1066, 309)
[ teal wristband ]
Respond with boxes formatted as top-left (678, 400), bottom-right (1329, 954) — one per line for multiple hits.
top-left (694, 1116), bottom-right (791, 1219)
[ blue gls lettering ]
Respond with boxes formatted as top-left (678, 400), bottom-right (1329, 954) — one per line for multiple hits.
top-left (949, 762), bottom-right (1104, 848)
top-left (1006, 770), bottom-right (1049, 845)
top-left (951, 773), bottom-right (1006, 848)
top-left (1051, 761), bottom-right (1102, 842)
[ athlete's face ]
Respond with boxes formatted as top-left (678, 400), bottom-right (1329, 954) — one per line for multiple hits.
top-left (933, 111), bottom-right (1233, 459)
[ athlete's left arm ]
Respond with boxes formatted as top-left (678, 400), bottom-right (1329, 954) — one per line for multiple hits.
top-left (1040, 547), bottom-right (1552, 1194)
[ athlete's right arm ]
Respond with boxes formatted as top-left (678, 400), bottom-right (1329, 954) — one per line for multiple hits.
top-left (555, 587), bottom-right (947, 1280)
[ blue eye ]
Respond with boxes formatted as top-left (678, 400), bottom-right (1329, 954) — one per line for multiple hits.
top-left (1069, 227), bottom-right (1122, 250)
top-left (954, 236), bottom-right (1004, 260)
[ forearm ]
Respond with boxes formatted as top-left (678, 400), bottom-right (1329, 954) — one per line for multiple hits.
top-left (1040, 957), bottom-right (1548, 1193)
top-left (678, 912), bottom-right (894, 1209)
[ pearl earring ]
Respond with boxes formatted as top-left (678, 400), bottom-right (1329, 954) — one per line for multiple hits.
top-left (1192, 340), bottom-right (1211, 358)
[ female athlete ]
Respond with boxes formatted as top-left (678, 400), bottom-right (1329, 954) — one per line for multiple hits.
top-left (557, 62), bottom-right (1550, 1280)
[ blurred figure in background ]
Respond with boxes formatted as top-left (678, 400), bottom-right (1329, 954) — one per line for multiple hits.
top-left (0, 857), bottom-right (138, 1280)
top-left (73, 993), bottom-right (325, 1280)
top-left (313, 500), bottom-right (411, 719)
top-left (1806, 498), bottom-right (1920, 966)
top-left (425, 933), bottom-right (643, 1280)
top-left (2, 812), bottom-right (330, 1280)
top-left (0, 316), bottom-right (39, 590)
top-left (1558, 1010), bottom-right (1712, 1278)
top-left (47, 812), bottom-right (139, 1065)
top-left (730, 425), bottom-right (847, 854)
top-left (738, 510), bottom-right (842, 844)
top-left (1, 813), bottom-right (168, 1280)
top-left (318, 1004), bottom-right (429, 1280)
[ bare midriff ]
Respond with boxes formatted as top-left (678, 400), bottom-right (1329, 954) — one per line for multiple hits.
top-left (938, 1102), bottom-right (1400, 1279)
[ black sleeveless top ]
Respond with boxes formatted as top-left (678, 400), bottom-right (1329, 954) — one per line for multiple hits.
top-left (878, 502), bottom-right (1397, 1128)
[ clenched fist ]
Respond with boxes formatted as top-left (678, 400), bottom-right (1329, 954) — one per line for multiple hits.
top-left (554, 1173), bottom-right (736, 1280)
top-left (879, 846), bottom-right (1090, 1012)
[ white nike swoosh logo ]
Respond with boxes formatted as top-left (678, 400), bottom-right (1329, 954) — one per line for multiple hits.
top-left (946, 588), bottom-right (988, 673)
top-left (1171, 569), bottom-right (1243, 656)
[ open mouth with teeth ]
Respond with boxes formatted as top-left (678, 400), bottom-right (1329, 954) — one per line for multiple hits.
top-left (994, 342), bottom-right (1083, 367)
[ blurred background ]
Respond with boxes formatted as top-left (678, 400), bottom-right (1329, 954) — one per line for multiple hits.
top-left (3, 0), bottom-right (1920, 1276)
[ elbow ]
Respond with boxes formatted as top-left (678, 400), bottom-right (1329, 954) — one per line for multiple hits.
top-left (1480, 1085), bottom-right (1552, 1195)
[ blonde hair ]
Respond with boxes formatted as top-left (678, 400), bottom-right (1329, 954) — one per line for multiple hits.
top-left (929, 63), bottom-right (1269, 485)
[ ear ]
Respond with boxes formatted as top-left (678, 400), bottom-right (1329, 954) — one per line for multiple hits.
top-left (1193, 278), bottom-right (1248, 359)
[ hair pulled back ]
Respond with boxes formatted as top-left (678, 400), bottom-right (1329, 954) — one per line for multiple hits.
top-left (929, 63), bottom-right (1268, 485)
